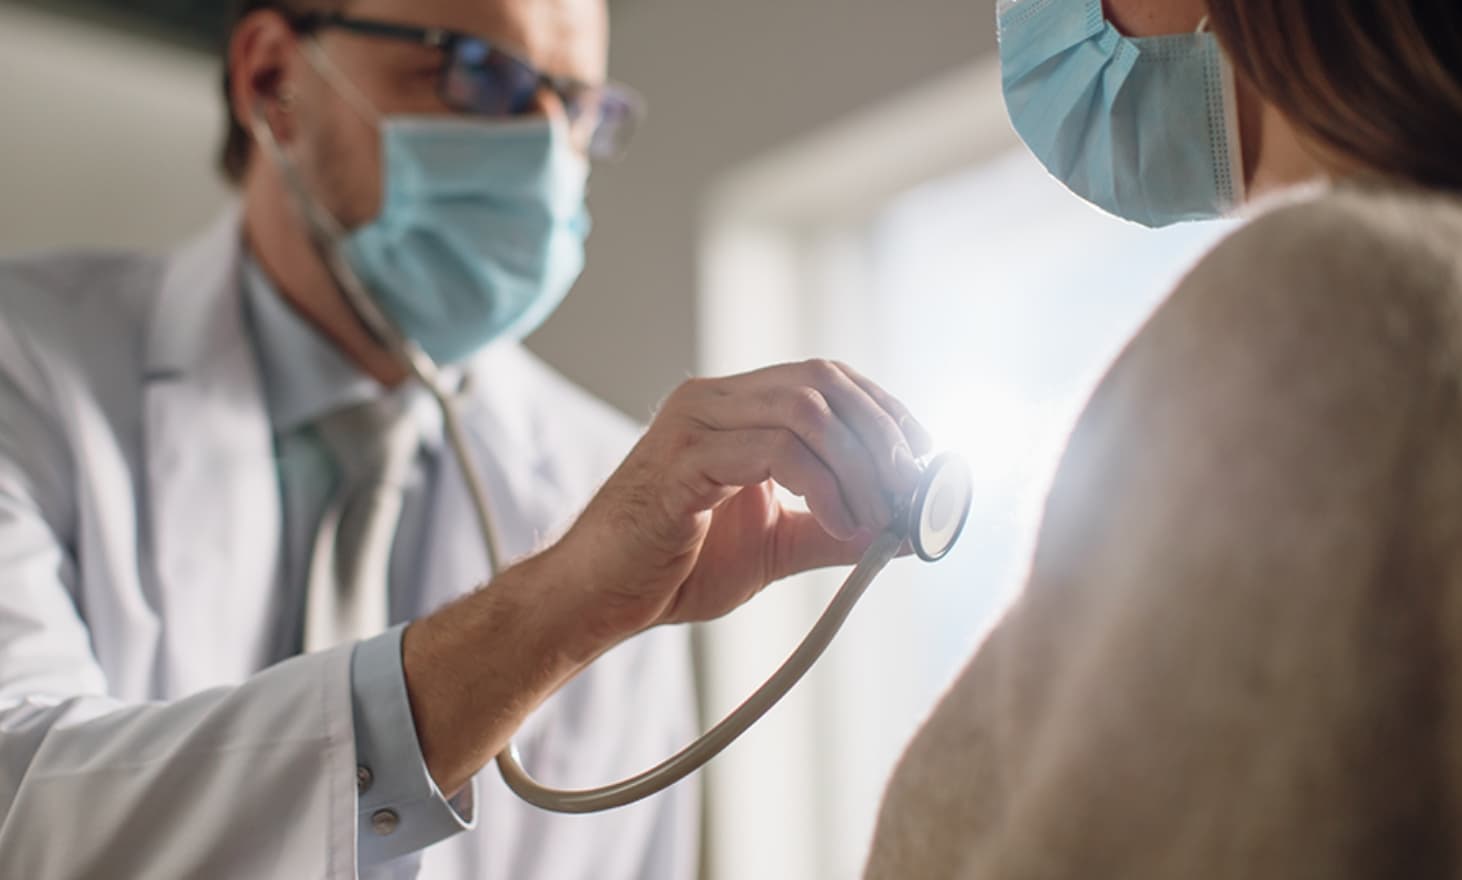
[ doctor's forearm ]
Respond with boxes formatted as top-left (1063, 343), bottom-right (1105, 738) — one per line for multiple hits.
top-left (401, 547), bottom-right (613, 796)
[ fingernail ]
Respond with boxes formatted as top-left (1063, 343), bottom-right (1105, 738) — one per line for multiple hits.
top-left (900, 416), bottom-right (934, 455)
top-left (893, 445), bottom-right (921, 492)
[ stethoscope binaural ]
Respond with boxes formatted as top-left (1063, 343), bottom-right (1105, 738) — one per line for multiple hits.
top-left (254, 111), bottom-right (976, 814)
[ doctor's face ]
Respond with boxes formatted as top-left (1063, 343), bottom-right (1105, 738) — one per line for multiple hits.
top-left (288, 0), bottom-right (608, 229)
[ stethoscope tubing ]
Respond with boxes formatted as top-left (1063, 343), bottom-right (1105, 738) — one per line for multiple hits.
top-left (497, 530), bottom-right (903, 812)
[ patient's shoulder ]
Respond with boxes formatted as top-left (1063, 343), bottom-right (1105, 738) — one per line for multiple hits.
top-left (1181, 184), bottom-right (1462, 327)
top-left (1118, 185), bottom-right (1462, 411)
top-left (1040, 185), bottom-right (1462, 572)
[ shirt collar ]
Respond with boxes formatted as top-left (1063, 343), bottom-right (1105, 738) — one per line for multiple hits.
top-left (241, 256), bottom-right (447, 448)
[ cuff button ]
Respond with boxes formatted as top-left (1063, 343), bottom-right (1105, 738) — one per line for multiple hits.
top-left (371, 809), bottom-right (399, 837)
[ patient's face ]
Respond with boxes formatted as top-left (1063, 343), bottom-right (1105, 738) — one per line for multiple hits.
top-left (1101, 0), bottom-right (1208, 36)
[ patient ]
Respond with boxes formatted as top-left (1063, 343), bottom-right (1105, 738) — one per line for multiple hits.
top-left (866, 1), bottom-right (1462, 877)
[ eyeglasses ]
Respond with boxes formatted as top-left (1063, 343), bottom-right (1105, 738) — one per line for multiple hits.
top-left (288, 12), bottom-right (646, 161)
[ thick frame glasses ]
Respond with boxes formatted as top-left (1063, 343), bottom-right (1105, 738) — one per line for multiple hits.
top-left (290, 13), bottom-right (646, 161)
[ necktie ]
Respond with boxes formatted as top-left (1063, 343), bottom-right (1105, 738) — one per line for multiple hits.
top-left (303, 394), bottom-right (421, 652)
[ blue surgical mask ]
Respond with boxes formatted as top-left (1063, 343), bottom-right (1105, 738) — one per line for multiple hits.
top-left (997, 0), bottom-right (1245, 228)
top-left (296, 42), bottom-right (591, 364)
top-left (345, 117), bottom-right (591, 364)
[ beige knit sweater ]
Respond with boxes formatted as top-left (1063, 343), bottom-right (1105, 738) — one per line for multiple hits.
top-left (865, 183), bottom-right (1462, 880)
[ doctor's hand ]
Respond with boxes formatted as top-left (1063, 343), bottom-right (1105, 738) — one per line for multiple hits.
top-left (401, 359), bottom-right (932, 797)
top-left (554, 359), bottom-right (932, 642)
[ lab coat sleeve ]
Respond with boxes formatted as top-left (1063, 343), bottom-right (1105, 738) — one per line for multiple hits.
top-left (0, 373), bottom-right (361, 877)
top-left (351, 625), bottom-right (475, 866)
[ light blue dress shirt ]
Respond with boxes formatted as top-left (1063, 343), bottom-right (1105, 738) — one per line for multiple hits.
top-left (240, 259), bottom-right (473, 867)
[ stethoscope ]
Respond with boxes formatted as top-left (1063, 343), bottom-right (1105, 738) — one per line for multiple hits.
top-left (253, 111), bottom-right (976, 814)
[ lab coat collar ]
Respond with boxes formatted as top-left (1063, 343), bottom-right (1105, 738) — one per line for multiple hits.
top-left (145, 203), bottom-right (247, 378)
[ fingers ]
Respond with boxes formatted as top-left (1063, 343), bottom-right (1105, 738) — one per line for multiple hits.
top-left (684, 428), bottom-right (861, 540)
top-left (801, 362), bottom-right (920, 495)
top-left (676, 379), bottom-right (891, 532)
top-left (768, 510), bottom-right (873, 581)
top-left (831, 361), bottom-right (934, 457)
top-left (690, 360), bottom-right (928, 521)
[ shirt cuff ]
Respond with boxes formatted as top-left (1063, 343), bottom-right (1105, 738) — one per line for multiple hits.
top-left (350, 624), bottom-right (476, 867)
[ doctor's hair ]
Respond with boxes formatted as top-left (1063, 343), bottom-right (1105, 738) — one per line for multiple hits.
top-left (1206, 0), bottom-right (1462, 192)
top-left (220, 0), bottom-right (349, 185)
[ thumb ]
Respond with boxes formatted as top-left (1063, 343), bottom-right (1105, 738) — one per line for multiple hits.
top-left (769, 509), bottom-right (879, 583)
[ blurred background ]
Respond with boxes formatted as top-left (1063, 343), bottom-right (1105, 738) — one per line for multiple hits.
top-left (0, 1), bottom-right (1233, 876)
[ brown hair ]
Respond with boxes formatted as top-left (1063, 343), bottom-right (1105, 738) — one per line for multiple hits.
top-left (1206, 1), bottom-right (1462, 193)
top-left (219, 0), bottom-right (347, 184)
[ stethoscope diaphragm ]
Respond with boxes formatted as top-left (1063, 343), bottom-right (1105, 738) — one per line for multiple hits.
top-left (908, 452), bottom-right (973, 563)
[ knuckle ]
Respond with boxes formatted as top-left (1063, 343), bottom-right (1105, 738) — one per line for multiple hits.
top-left (670, 428), bottom-right (698, 454)
top-left (801, 358), bottom-right (842, 388)
top-left (644, 414), bottom-right (700, 459)
top-left (665, 377), bottom-right (705, 408)
top-left (780, 387), bottom-right (832, 435)
top-left (666, 422), bottom-right (704, 456)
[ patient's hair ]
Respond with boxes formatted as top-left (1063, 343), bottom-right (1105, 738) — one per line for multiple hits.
top-left (1207, 0), bottom-right (1462, 192)
top-left (219, 0), bottom-right (348, 185)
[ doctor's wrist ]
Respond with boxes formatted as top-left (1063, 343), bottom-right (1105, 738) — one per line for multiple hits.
top-left (502, 544), bottom-right (628, 670)
top-left (401, 553), bottom-right (613, 796)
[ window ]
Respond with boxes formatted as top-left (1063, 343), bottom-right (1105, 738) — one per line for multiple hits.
top-left (697, 62), bottom-right (1233, 880)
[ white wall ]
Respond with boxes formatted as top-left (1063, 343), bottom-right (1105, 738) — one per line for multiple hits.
top-left (0, 3), bottom-right (231, 255)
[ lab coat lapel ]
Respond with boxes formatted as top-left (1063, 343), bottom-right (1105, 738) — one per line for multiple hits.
top-left (143, 206), bottom-right (284, 693)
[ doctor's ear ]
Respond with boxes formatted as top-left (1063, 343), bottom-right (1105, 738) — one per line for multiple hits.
top-left (227, 9), bottom-right (304, 157)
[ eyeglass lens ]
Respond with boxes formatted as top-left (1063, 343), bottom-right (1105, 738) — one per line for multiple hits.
top-left (442, 38), bottom-right (637, 159)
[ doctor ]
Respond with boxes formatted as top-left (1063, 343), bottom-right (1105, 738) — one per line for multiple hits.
top-left (0, 0), bottom-right (929, 876)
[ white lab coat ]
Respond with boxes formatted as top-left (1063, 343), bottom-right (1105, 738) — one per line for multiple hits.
top-left (0, 208), bottom-right (697, 879)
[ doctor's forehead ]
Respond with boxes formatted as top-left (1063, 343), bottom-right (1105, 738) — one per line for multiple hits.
top-left (345, 0), bottom-right (608, 78)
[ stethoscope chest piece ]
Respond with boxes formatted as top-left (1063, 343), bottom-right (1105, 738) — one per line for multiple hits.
top-left (909, 452), bottom-right (973, 563)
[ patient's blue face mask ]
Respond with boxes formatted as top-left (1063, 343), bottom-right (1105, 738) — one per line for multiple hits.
top-left (304, 43), bottom-right (591, 364)
top-left (997, 0), bottom-right (1246, 228)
